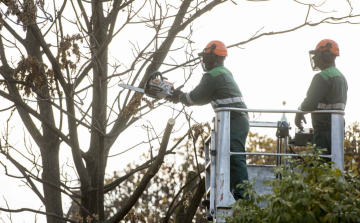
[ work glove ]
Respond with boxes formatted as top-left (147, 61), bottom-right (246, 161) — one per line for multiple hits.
top-left (167, 89), bottom-right (183, 104)
top-left (294, 113), bottom-right (307, 130)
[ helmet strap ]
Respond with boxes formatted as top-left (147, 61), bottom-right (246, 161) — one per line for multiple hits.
top-left (209, 44), bottom-right (216, 54)
top-left (200, 44), bottom-right (217, 71)
top-left (203, 53), bottom-right (217, 71)
top-left (200, 43), bottom-right (227, 71)
top-left (311, 51), bottom-right (336, 71)
top-left (309, 50), bottom-right (322, 71)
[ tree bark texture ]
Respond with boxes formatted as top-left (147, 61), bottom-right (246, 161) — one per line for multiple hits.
top-left (176, 177), bottom-right (206, 223)
top-left (83, 0), bottom-right (108, 221)
top-left (25, 26), bottom-right (64, 223)
top-left (174, 171), bottom-right (197, 223)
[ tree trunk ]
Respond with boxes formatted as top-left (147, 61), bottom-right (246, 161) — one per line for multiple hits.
top-left (25, 27), bottom-right (64, 223)
top-left (41, 147), bottom-right (63, 223)
top-left (83, 0), bottom-right (108, 221)
top-left (176, 177), bottom-right (205, 223)
top-left (175, 171), bottom-right (197, 223)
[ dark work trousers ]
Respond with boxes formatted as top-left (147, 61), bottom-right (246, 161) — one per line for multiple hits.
top-left (314, 129), bottom-right (331, 162)
top-left (230, 115), bottom-right (250, 200)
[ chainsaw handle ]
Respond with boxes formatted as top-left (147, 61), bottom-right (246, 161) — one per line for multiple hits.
top-left (146, 71), bottom-right (163, 91)
top-left (149, 70), bottom-right (167, 80)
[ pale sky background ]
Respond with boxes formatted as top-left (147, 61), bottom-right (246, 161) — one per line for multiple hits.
top-left (1, 0), bottom-right (360, 222)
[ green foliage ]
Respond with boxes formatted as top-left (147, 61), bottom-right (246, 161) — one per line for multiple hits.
top-left (246, 131), bottom-right (278, 165)
top-left (247, 122), bottom-right (360, 173)
top-left (229, 144), bottom-right (360, 223)
top-left (344, 122), bottom-right (360, 175)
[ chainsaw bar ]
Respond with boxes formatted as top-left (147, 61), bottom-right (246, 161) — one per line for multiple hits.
top-left (118, 83), bottom-right (173, 99)
top-left (119, 71), bottom-right (174, 100)
top-left (118, 84), bottom-right (145, 94)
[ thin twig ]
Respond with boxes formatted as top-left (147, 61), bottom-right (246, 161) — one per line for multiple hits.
top-left (185, 111), bottom-right (201, 181)
top-left (0, 207), bottom-right (77, 223)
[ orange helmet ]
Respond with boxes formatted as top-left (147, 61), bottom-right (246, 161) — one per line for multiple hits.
top-left (309, 39), bottom-right (339, 71)
top-left (199, 40), bottom-right (228, 57)
top-left (314, 39), bottom-right (340, 56)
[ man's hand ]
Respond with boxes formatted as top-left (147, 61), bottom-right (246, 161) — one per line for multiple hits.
top-left (166, 90), bottom-right (183, 104)
top-left (294, 113), bottom-right (307, 130)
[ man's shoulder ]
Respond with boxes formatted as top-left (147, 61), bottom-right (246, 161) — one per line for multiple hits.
top-left (207, 65), bottom-right (231, 77)
top-left (318, 66), bottom-right (344, 81)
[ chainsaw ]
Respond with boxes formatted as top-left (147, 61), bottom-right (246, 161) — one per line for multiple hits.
top-left (119, 71), bottom-right (174, 99)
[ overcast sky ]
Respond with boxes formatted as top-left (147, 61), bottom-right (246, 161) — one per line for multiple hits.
top-left (162, 0), bottom-right (360, 134)
top-left (121, 0), bottom-right (360, 140)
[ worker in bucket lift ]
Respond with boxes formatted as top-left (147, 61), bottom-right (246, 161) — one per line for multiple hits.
top-left (295, 39), bottom-right (348, 159)
top-left (166, 40), bottom-right (249, 200)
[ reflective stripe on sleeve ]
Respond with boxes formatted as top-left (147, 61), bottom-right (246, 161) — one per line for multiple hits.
top-left (211, 97), bottom-right (244, 107)
top-left (317, 103), bottom-right (346, 110)
top-left (185, 93), bottom-right (196, 105)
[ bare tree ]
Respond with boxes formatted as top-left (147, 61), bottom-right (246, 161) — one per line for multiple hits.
top-left (101, 120), bottom-right (210, 223)
top-left (0, 0), bottom-right (359, 222)
top-left (0, 0), bottom-right (228, 222)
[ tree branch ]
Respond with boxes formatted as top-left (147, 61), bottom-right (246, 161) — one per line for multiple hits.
top-left (103, 163), bottom-right (151, 193)
top-left (0, 35), bottom-right (10, 68)
top-left (105, 0), bottom-right (196, 151)
top-left (163, 169), bottom-right (205, 222)
top-left (105, 118), bottom-right (175, 223)
top-left (173, 0), bottom-right (227, 36)
top-left (76, 0), bottom-right (91, 30)
top-left (0, 145), bottom-right (45, 204)
top-left (44, 0), bottom-right (68, 36)
top-left (178, 177), bottom-right (205, 223)
top-left (0, 73), bottom-right (46, 147)
top-left (0, 207), bottom-right (77, 223)
top-left (185, 112), bottom-right (201, 181)
top-left (0, 150), bottom-right (97, 222)
top-left (228, 14), bottom-right (360, 49)
top-left (0, 90), bottom-right (71, 146)
top-left (65, 96), bottom-right (93, 193)
top-left (74, 0), bottom-right (137, 90)
top-left (2, 20), bottom-right (25, 45)
top-left (27, 24), bottom-right (67, 91)
top-left (104, 130), bottom-right (188, 193)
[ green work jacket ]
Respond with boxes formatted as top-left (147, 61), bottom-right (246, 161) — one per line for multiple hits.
top-left (179, 65), bottom-right (247, 118)
top-left (300, 66), bottom-right (348, 130)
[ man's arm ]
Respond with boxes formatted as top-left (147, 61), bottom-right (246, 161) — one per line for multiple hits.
top-left (179, 74), bottom-right (217, 106)
top-left (300, 74), bottom-right (328, 111)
